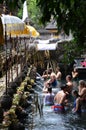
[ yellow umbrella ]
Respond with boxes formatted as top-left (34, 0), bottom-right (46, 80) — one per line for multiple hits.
top-left (7, 24), bottom-right (40, 38)
top-left (0, 14), bottom-right (39, 39)
top-left (25, 25), bottom-right (40, 38)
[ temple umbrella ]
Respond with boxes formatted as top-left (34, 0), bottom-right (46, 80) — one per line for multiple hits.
top-left (0, 17), bottom-right (4, 44)
top-left (25, 25), bottom-right (40, 38)
top-left (11, 25), bottom-right (40, 38)
top-left (0, 14), bottom-right (26, 95)
top-left (1, 14), bottom-right (25, 36)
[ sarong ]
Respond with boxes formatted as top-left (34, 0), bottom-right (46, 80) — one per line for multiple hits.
top-left (51, 104), bottom-right (65, 112)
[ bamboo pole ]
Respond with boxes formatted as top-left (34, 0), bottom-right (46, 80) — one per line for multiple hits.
top-left (5, 24), bottom-right (8, 95)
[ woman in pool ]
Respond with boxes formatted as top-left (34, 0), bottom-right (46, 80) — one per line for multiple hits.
top-left (72, 90), bottom-right (81, 114)
top-left (44, 87), bottom-right (55, 106)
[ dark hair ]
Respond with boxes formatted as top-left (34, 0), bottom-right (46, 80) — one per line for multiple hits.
top-left (67, 75), bottom-right (72, 80)
top-left (72, 90), bottom-right (79, 97)
top-left (48, 87), bottom-right (52, 93)
top-left (48, 68), bottom-right (52, 74)
top-left (60, 84), bottom-right (67, 90)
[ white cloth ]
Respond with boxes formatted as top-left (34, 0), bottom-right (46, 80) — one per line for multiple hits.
top-left (37, 43), bottom-right (57, 50)
top-left (22, 1), bottom-right (28, 22)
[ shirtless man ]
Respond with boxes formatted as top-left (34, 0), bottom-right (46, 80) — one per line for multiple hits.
top-left (78, 80), bottom-right (86, 112)
top-left (72, 68), bottom-right (78, 80)
top-left (53, 84), bottom-right (68, 111)
top-left (56, 67), bottom-right (62, 81)
top-left (66, 75), bottom-right (73, 94)
top-left (78, 80), bottom-right (86, 99)
top-left (42, 68), bottom-right (53, 80)
top-left (55, 66), bottom-right (62, 88)
top-left (72, 68), bottom-right (78, 87)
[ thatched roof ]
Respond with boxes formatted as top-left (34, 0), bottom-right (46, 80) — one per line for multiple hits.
top-left (45, 20), bottom-right (57, 30)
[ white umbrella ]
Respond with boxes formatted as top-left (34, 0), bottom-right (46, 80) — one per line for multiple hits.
top-left (0, 14), bottom-right (26, 94)
top-left (1, 14), bottom-right (25, 35)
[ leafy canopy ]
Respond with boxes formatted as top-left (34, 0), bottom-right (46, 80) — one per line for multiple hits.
top-left (18, 0), bottom-right (43, 28)
top-left (37, 0), bottom-right (86, 46)
top-left (0, 0), bottom-right (25, 13)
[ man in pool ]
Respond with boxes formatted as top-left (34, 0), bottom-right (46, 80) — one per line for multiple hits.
top-left (66, 75), bottom-right (73, 94)
top-left (78, 80), bottom-right (86, 112)
top-left (53, 84), bottom-right (68, 112)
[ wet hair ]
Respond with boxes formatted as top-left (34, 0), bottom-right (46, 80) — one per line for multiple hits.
top-left (47, 82), bottom-right (51, 86)
top-left (48, 87), bottom-right (52, 93)
top-left (48, 68), bottom-right (53, 74)
top-left (79, 80), bottom-right (86, 87)
top-left (60, 84), bottom-right (67, 90)
top-left (66, 75), bottom-right (72, 80)
top-left (72, 90), bottom-right (79, 97)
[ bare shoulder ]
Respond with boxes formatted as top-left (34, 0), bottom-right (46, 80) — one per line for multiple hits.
top-left (82, 88), bottom-right (86, 92)
top-left (75, 98), bottom-right (80, 104)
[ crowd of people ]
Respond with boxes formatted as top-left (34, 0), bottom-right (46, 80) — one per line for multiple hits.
top-left (42, 66), bottom-right (86, 114)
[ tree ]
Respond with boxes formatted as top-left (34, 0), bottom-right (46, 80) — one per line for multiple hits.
top-left (27, 0), bottom-right (42, 28)
top-left (37, 0), bottom-right (86, 48)
top-left (18, 0), bottom-right (43, 28)
top-left (37, 0), bottom-right (86, 45)
top-left (0, 0), bottom-right (25, 14)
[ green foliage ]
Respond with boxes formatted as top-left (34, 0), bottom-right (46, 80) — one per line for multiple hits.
top-left (62, 40), bottom-right (81, 64)
top-left (0, 0), bottom-right (25, 13)
top-left (18, 0), bottom-right (43, 28)
top-left (0, 0), bottom-right (43, 27)
top-left (37, 0), bottom-right (86, 46)
top-left (28, 0), bottom-right (40, 26)
top-left (36, 0), bottom-right (86, 63)
top-left (0, 1), bottom-right (4, 4)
